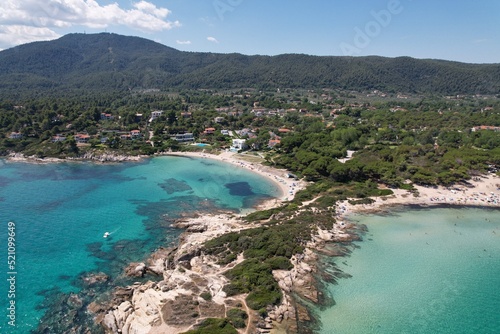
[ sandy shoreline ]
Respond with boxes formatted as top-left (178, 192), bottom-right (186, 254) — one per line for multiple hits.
top-left (336, 174), bottom-right (500, 221)
top-left (162, 150), bottom-right (307, 210)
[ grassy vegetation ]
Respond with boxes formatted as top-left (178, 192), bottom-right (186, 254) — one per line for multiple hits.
top-left (226, 308), bottom-right (248, 329)
top-left (204, 219), bottom-right (311, 310)
top-left (200, 291), bottom-right (212, 301)
top-left (181, 318), bottom-right (237, 334)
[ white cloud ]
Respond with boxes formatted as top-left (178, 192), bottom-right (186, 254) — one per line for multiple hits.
top-left (176, 40), bottom-right (191, 45)
top-left (472, 39), bottom-right (488, 44)
top-left (207, 36), bottom-right (219, 43)
top-left (0, 0), bottom-right (180, 49)
top-left (0, 25), bottom-right (60, 48)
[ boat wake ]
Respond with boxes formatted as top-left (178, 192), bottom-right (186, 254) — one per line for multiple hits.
top-left (103, 227), bottom-right (121, 238)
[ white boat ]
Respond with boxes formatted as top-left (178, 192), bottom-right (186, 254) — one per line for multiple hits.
top-left (103, 232), bottom-right (110, 238)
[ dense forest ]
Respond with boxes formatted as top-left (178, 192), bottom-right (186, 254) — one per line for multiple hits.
top-left (1, 33), bottom-right (500, 99)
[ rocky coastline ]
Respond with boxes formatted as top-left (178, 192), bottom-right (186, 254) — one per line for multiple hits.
top-left (81, 209), bottom-right (364, 334)
top-left (5, 151), bottom-right (145, 163)
top-left (87, 174), bottom-right (500, 333)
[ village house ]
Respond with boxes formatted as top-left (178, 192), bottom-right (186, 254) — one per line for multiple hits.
top-left (74, 133), bottom-right (91, 143)
top-left (471, 126), bottom-right (500, 132)
top-left (9, 132), bottom-right (22, 139)
top-left (130, 130), bottom-right (141, 138)
top-left (214, 117), bottom-right (225, 124)
top-left (149, 110), bottom-right (163, 122)
top-left (231, 139), bottom-right (247, 151)
top-left (251, 108), bottom-right (267, 116)
top-left (172, 133), bottom-right (195, 142)
top-left (204, 127), bottom-right (216, 135)
top-left (235, 128), bottom-right (252, 137)
top-left (52, 134), bottom-right (66, 142)
top-left (100, 113), bottom-right (114, 120)
top-left (268, 139), bottom-right (281, 148)
top-left (269, 131), bottom-right (281, 140)
top-left (390, 106), bottom-right (408, 112)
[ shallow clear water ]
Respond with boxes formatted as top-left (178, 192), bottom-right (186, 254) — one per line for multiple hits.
top-left (317, 207), bottom-right (500, 334)
top-left (0, 156), bottom-right (280, 333)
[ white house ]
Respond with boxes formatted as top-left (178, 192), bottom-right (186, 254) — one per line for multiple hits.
top-left (231, 139), bottom-right (247, 151)
top-left (149, 110), bottom-right (163, 122)
top-left (9, 132), bottom-right (22, 139)
top-left (172, 133), bottom-right (195, 142)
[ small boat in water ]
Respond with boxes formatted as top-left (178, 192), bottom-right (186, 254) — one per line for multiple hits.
top-left (103, 232), bottom-right (110, 238)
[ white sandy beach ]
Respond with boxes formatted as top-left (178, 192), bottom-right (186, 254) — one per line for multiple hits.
top-left (336, 174), bottom-right (500, 220)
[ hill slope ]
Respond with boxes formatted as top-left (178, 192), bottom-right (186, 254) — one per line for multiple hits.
top-left (0, 33), bottom-right (499, 97)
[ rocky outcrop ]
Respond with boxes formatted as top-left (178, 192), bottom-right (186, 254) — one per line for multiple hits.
top-left (124, 262), bottom-right (147, 278)
top-left (93, 214), bottom-right (238, 334)
top-left (266, 220), bottom-right (363, 332)
top-left (6, 151), bottom-right (144, 163)
top-left (81, 272), bottom-right (109, 286)
top-left (79, 151), bottom-right (144, 162)
top-left (93, 212), bottom-right (363, 334)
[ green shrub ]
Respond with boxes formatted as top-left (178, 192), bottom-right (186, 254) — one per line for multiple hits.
top-left (226, 308), bottom-right (248, 329)
top-left (223, 259), bottom-right (282, 310)
top-left (265, 256), bottom-right (293, 270)
top-left (181, 318), bottom-right (237, 334)
top-left (222, 283), bottom-right (246, 297)
top-left (244, 207), bottom-right (282, 222)
top-left (348, 198), bottom-right (375, 205)
top-left (200, 291), bottom-right (212, 301)
top-left (246, 289), bottom-right (281, 310)
top-left (375, 189), bottom-right (393, 196)
top-left (399, 183), bottom-right (415, 191)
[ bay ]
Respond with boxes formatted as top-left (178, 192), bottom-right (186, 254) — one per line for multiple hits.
top-left (0, 156), bottom-right (280, 333)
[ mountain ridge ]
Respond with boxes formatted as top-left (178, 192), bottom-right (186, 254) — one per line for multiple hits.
top-left (1, 33), bottom-right (499, 98)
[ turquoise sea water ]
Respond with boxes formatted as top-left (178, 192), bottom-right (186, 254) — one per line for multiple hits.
top-left (0, 156), bottom-right (280, 333)
top-left (317, 207), bottom-right (500, 334)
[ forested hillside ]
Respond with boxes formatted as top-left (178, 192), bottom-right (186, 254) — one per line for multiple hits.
top-left (1, 33), bottom-right (499, 98)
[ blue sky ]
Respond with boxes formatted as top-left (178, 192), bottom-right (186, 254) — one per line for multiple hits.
top-left (1, 0), bottom-right (499, 63)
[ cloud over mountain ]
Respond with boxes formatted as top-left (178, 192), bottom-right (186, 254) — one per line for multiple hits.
top-left (0, 0), bottom-right (180, 50)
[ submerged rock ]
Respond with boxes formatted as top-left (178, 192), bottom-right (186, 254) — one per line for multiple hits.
top-left (81, 272), bottom-right (109, 286)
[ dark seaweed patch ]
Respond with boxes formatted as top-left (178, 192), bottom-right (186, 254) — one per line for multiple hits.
top-left (158, 178), bottom-right (192, 194)
top-left (225, 182), bottom-right (255, 196)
